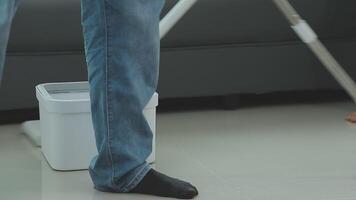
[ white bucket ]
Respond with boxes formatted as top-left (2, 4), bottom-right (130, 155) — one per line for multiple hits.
top-left (36, 81), bottom-right (158, 171)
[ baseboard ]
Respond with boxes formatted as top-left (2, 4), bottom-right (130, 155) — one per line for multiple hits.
top-left (0, 89), bottom-right (349, 125)
top-left (0, 108), bottom-right (39, 125)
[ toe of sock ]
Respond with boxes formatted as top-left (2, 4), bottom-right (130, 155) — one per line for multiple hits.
top-left (180, 184), bottom-right (199, 199)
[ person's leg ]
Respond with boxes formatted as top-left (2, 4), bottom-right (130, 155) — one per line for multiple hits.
top-left (80, 0), bottom-right (197, 198)
top-left (0, 0), bottom-right (21, 84)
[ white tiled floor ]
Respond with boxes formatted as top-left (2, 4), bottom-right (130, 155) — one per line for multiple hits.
top-left (1, 101), bottom-right (356, 200)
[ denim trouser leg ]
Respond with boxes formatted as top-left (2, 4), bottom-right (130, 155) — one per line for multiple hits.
top-left (0, 0), bottom-right (21, 84)
top-left (80, 0), bottom-right (165, 192)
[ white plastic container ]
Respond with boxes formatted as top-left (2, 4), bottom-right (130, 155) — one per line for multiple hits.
top-left (36, 81), bottom-right (158, 171)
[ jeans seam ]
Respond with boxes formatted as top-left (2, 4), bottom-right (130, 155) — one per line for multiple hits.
top-left (103, 0), bottom-right (115, 188)
top-left (121, 164), bottom-right (151, 192)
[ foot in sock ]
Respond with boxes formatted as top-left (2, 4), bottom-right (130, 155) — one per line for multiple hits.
top-left (129, 169), bottom-right (199, 199)
top-left (346, 112), bottom-right (356, 123)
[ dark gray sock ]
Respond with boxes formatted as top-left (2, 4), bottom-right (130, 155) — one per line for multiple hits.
top-left (129, 169), bottom-right (198, 199)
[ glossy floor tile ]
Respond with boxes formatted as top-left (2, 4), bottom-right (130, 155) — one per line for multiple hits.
top-left (1, 101), bottom-right (356, 199)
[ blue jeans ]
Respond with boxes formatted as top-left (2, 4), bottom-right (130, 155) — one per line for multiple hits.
top-left (0, 0), bottom-right (21, 81)
top-left (0, 0), bottom-right (165, 193)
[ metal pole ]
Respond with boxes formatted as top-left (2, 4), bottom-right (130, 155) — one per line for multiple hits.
top-left (160, 0), bottom-right (198, 39)
top-left (273, 0), bottom-right (356, 103)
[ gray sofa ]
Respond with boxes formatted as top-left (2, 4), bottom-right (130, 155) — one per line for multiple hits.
top-left (2, 0), bottom-right (356, 111)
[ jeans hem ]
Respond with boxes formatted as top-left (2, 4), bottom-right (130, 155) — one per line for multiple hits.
top-left (120, 163), bottom-right (151, 192)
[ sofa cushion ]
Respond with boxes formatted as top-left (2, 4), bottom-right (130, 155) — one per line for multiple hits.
top-left (7, 0), bottom-right (356, 52)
